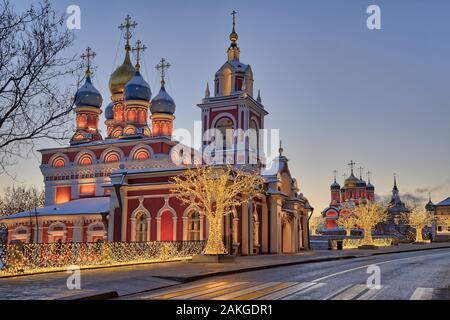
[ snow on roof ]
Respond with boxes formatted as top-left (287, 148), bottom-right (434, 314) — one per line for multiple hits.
top-left (436, 197), bottom-right (450, 206)
top-left (0, 197), bottom-right (110, 220)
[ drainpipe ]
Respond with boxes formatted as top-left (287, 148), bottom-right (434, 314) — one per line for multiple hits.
top-left (307, 208), bottom-right (314, 250)
top-left (113, 172), bottom-right (126, 242)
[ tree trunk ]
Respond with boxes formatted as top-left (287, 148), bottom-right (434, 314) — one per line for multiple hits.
top-left (361, 226), bottom-right (373, 245)
top-left (415, 228), bottom-right (424, 242)
top-left (204, 214), bottom-right (227, 255)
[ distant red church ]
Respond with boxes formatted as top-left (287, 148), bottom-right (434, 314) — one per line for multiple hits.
top-left (322, 162), bottom-right (375, 231)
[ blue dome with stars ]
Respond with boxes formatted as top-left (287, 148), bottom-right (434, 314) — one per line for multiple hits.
top-left (105, 102), bottom-right (114, 120)
top-left (124, 71), bottom-right (151, 102)
top-left (74, 76), bottom-right (103, 108)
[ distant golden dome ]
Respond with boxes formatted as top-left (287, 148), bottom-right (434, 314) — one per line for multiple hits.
top-left (109, 51), bottom-right (136, 94)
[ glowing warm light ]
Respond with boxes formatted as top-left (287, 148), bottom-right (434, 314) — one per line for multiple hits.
top-left (105, 152), bottom-right (120, 163)
top-left (133, 149), bottom-right (149, 160)
top-left (55, 186), bottom-right (71, 204)
top-left (342, 237), bottom-right (393, 249)
top-left (309, 216), bottom-right (324, 236)
top-left (79, 184), bottom-right (95, 197)
top-left (336, 206), bottom-right (358, 236)
top-left (79, 155), bottom-right (93, 166)
top-left (52, 157), bottom-right (66, 168)
top-left (171, 165), bottom-right (265, 255)
top-left (0, 241), bottom-right (205, 277)
top-left (400, 203), bottom-right (434, 243)
top-left (351, 202), bottom-right (388, 246)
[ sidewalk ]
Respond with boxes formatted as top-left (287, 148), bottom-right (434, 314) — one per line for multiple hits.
top-left (0, 242), bottom-right (449, 299)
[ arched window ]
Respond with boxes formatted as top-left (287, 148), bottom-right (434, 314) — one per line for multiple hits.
top-left (52, 157), bottom-right (66, 168)
top-left (133, 149), bottom-right (150, 161)
top-left (105, 152), bottom-right (120, 163)
top-left (188, 211), bottom-right (201, 241)
top-left (215, 117), bottom-right (234, 149)
top-left (135, 212), bottom-right (148, 242)
top-left (78, 154), bottom-right (93, 166)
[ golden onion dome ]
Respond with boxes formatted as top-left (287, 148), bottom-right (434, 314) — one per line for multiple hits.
top-left (109, 50), bottom-right (136, 95)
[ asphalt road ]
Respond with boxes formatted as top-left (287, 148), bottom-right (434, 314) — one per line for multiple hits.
top-left (123, 248), bottom-right (450, 300)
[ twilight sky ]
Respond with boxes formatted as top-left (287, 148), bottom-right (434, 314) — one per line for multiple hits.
top-left (3, 0), bottom-right (450, 212)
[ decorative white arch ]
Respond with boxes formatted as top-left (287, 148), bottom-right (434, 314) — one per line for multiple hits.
top-left (182, 204), bottom-right (204, 241)
top-left (156, 196), bottom-right (177, 241)
top-left (99, 147), bottom-right (125, 163)
top-left (86, 221), bottom-right (107, 242)
top-left (130, 198), bottom-right (151, 242)
top-left (48, 152), bottom-right (70, 168)
top-left (129, 143), bottom-right (155, 161)
top-left (47, 221), bottom-right (67, 243)
top-left (74, 149), bottom-right (97, 166)
top-left (211, 112), bottom-right (237, 130)
top-left (12, 225), bottom-right (31, 243)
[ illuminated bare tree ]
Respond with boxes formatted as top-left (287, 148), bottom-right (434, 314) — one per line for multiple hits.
top-left (337, 212), bottom-right (357, 236)
top-left (352, 202), bottom-right (388, 245)
top-left (401, 202), bottom-right (434, 243)
top-left (171, 165), bottom-right (265, 255)
top-left (0, 0), bottom-right (81, 175)
top-left (309, 216), bottom-right (324, 236)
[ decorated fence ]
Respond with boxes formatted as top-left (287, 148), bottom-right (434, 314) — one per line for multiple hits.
top-left (0, 241), bottom-right (205, 277)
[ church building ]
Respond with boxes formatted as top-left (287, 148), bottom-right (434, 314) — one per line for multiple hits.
top-left (321, 161), bottom-right (375, 232)
top-left (0, 14), bottom-right (313, 255)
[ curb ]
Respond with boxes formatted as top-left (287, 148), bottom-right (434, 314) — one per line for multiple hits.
top-left (60, 291), bottom-right (119, 300)
top-left (153, 245), bottom-right (450, 284)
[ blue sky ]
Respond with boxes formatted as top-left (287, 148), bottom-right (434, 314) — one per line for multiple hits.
top-left (3, 0), bottom-right (450, 211)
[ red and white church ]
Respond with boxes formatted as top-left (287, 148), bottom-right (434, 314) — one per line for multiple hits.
top-left (0, 15), bottom-right (313, 255)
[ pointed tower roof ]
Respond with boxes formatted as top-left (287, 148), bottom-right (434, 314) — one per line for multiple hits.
top-left (227, 10), bottom-right (240, 61)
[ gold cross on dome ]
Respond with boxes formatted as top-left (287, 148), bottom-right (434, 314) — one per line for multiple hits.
top-left (367, 171), bottom-right (372, 182)
top-left (81, 47), bottom-right (96, 77)
top-left (132, 40), bottom-right (147, 70)
top-left (156, 58), bottom-right (171, 86)
top-left (119, 15), bottom-right (138, 46)
top-left (348, 160), bottom-right (356, 174)
top-left (333, 170), bottom-right (338, 182)
top-left (231, 10), bottom-right (237, 27)
top-left (358, 166), bottom-right (364, 178)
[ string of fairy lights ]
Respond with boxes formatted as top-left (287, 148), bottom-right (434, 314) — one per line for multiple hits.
top-left (0, 241), bottom-right (205, 277)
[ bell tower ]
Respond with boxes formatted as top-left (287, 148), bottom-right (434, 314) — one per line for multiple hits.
top-left (198, 11), bottom-right (267, 166)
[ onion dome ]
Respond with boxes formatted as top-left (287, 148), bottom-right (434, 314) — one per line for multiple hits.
top-left (74, 75), bottom-right (103, 108)
top-left (150, 85), bottom-right (176, 115)
top-left (331, 181), bottom-right (340, 191)
top-left (425, 200), bottom-right (435, 212)
top-left (366, 182), bottom-right (375, 191)
top-left (105, 102), bottom-right (114, 120)
top-left (109, 51), bottom-right (136, 95)
top-left (345, 173), bottom-right (360, 187)
top-left (124, 70), bottom-right (151, 101)
top-left (357, 178), bottom-right (367, 188)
